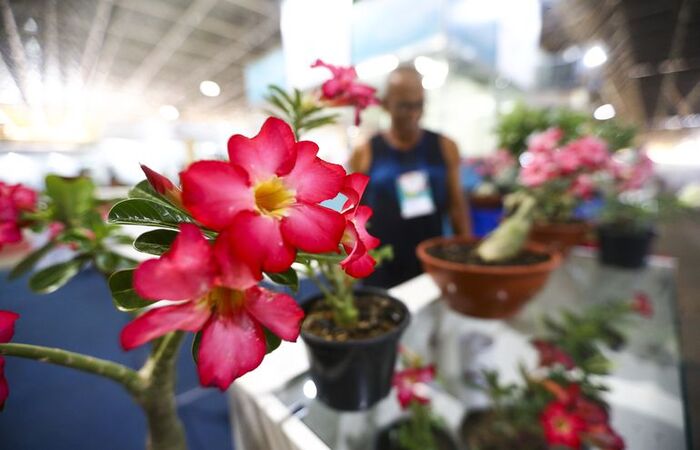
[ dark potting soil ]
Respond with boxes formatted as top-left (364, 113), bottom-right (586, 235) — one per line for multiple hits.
top-left (302, 295), bottom-right (405, 342)
top-left (375, 420), bottom-right (458, 450)
top-left (460, 410), bottom-right (548, 450)
top-left (426, 242), bottom-right (549, 266)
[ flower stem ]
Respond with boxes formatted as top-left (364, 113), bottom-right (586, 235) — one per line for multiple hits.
top-left (0, 342), bottom-right (143, 395)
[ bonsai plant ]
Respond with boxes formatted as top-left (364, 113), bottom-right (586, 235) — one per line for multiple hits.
top-left (461, 293), bottom-right (653, 450)
top-left (268, 60), bottom-right (410, 411)
top-left (374, 347), bottom-right (458, 450)
top-left (417, 192), bottom-right (560, 318)
top-left (0, 114), bottom-right (378, 448)
top-left (518, 128), bottom-right (613, 253)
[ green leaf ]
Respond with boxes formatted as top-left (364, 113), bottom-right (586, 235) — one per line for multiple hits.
top-left (265, 268), bottom-right (299, 292)
top-left (28, 259), bottom-right (83, 294)
top-left (108, 198), bottom-right (194, 229)
top-left (134, 229), bottom-right (180, 256)
top-left (129, 180), bottom-right (171, 206)
top-left (8, 241), bottom-right (55, 280)
top-left (192, 330), bottom-right (202, 363)
top-left (109, 269), bottom-right (152, 311)
top-left (264, 328), bottom-right (281, 354)
top-left (44, 175), bottom-right (96, 224)
top-left (296, 251), bottom-right (345, 264)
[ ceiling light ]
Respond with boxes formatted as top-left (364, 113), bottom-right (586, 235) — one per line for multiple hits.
top-left (159, 105), bottom-right (179, 121)
top-left (593, 104), bottom-right (615, 120)
top-left (199, 80), bottom-right (221, 97)
top-left (583, 46), bottom-right (607, 68)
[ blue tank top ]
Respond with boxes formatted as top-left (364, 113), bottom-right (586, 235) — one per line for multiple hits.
top-left (363, 130), bottom-right (448, 288)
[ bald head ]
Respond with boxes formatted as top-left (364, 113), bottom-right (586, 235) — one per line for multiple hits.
top-left (384, 65), bottom-right (424, 134)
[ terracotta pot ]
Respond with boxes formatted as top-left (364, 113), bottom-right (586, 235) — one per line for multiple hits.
top-left (416, 236), bottom-right (560, 319)
top-left (529, 221), bottom-right (590, 255)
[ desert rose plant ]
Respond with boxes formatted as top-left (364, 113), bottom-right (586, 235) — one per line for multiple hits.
top-left (465, 149), bottom-right (518, 196)
top-left (464, 293), bottom-right (653, 450)
top-left (519, 128), bottom-right (612, 223)
top-left (0, 115), bottom-right (381, 449)
top-left (0, 181), bottom-right (38, 250)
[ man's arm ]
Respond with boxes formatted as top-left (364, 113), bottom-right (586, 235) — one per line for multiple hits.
top-left (349, 141), bottom-right (372, 174)
top-left (440, 135), bottom-right (472, 237)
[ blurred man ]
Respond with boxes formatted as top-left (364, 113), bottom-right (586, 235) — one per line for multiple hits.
top-left (350, 66), bottom-right (471, 288)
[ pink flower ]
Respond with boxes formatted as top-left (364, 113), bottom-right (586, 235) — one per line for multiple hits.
top-left (48, 222), bottom-right (65, 240)
top-left (528, 128), bottom-right (564, 154)
top-left (141, 165), bottom-right (183, 208)
top-left (519, 152), bottom-right (559, 187)
top-left (631, 292), bottom-right (653, 318)
top-left (570, 174), bottom-right (596, 199)
top-left (0, 182), bottom-right (37, 250)
top-left (541, 402), bottom-right (586, 449)
top-left (338, 173), bottom-right (380, 278)
top-left (565, 137), bottom-right (610, 171)
top-left (533, 339), bottom-right (576, 370)
top-left (621, 152), bottom-right (654, 191)
top-left (392, 365), bottom-right (436, 409)
top-left (180, 118), bottom-right (347, 278)
top-left (555, 146), bottom-right (583, 175)
top-left (312, 59), bottom-right (380, 125)
top-left (121, 224), bottom-right (304, 390)
top-left (0, 310), bottom-right (19, 411)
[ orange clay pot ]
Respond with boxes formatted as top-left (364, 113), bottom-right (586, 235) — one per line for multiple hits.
top-left (416, 236), bottom-right (561, 319)
top-left (529, 221), bottom-right (591, 255)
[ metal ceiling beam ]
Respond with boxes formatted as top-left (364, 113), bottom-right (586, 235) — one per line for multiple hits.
top-left (125, 0), bottom-right (219, 93)
top-left (80, 0), bottom-right (114, 82)
top-left (652, 0), bottom-right (692, 118)
top-left (222, 0), bottom-right (276, 16)
top-left (0, 0), bottom-right (32, 104)
top-left (43, 0), bottom-right (60, 87)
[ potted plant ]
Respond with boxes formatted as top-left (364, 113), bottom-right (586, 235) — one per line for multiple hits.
top-left (463, 149), bottom-right (518, 237)
top-left (518, 128), bottom-right (612, 253)
top-left (1, 114), bottom-right (374, 448)
top-left (461, 293), bottom-right (653, 450)
top-left (417, 193), bottom-right (560, 319)
top-left (595, 150), bottom-right (662, 269)
top-left (374, 348), bottom-right (459, 450)
top-left (266, 60), bottom-right (410, 411)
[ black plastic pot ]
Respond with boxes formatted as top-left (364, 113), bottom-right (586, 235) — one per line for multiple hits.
top-left (375, 418), bottom-right (459, 450)
top-left (597, 224), bottom-right (655, 269)
top-left (300, 287), bottom-right (410, 411)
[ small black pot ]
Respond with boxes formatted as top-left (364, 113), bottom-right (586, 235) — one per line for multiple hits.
top-left (597, 224), bottom-right (655, 269)
top-left (300, 287), bottom-right (410, 411)
top-left (375, 419), bottom-right (460, 450)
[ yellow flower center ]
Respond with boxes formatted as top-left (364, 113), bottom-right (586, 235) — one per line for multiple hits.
top-left (253, 176), bottom-right (295, 218)
top-left (202, 287), bottom-right (245, 316)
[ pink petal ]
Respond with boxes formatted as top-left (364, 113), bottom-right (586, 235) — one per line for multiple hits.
top-left (243, 286), bottom-right (304, 341)
top-left (181, 160), bottom-right (254, 231)
top-left (0, 223), bottom-right (21, 247)
top-left (227, 211), bottom-right (296, 274)
top-left (141, 164), bottom-right (183, 207)
top-left (0, 311), bottom-right (19, 343)
top-left (214, 228), bottom-right (263, 290)
top-left (281, 204), bottom-right (345, 253)
top-left (134, 224), bottom-right (216, 301)
top-left (340, 222), bottom-right (376, 278)
top-left (9, 185), bottom-right (37, 211)
top-left (196, 311), bottom-right (266, 390)
top-left (340, 173), bottom-right (370, 213)
top-left (284, 141), bottom-right (345, 203)
top-left (353, 206), bottom-right (380, 250)
top-left (227, 118), bottom-right (297, 183)
top-left (120, 302), bottom-right (211, 350)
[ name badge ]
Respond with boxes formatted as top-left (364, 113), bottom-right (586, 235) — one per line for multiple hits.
top-left (396, 170), bottom-right (436, 219)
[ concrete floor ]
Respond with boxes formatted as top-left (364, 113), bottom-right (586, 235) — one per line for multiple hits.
top-left (656, 216), bottom-right (700, 449)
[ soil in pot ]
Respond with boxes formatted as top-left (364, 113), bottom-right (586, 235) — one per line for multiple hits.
top-left (301, 289), bottom-right (410, 411)
top-left (597, 225), bottom-right (655, 269)
top-left (460, 410), bottom-right (547, 450)
top-left (426, 242), bottom-right (549, 266)
top-left (375, 419), bottom-right (459, 450)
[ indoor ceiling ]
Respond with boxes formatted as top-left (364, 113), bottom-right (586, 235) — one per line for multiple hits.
top-left (0, 0), bottom-right (281, 140)
top-left (544, 0), bottom-right (700, 128)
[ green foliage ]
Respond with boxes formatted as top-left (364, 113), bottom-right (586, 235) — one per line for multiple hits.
top-left (44, 175), bottom-right (96, 226)
top-left (397, 402), bottom-right (441, 450)
top-left (599, 191), bottom-right (689, 230)
top-left (28, 259), bottom-right (84, 294)
top-left (265, 84), bottom-right (339, 137)
top-left (495, 103), bottom-right (637, 155)
top-left (8, 241), bottom-right (56, 280)
top-left (265, 268), bottom-right (299, 292)
top-left (108, 198), bottom-right (195, 230)
top-left (109, 269), bottom-right (153, 311)
top-left (134, 229), bottom-right (180, 256)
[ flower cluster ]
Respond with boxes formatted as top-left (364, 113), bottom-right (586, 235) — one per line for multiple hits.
top-left (465, 149), bottom-right (518, 194)
top-left (0, 182), bottom-right (37, 250)
top-left (312, 59), bottom-right (380, 126)
top-left (520, 128), bottom-right (610, 199)
top-left (0, 310), bottom-right (19, 410)
top-left (392, 350), bottom-right (436, 409)
top-left (123, 118), bottom-right (380, 389)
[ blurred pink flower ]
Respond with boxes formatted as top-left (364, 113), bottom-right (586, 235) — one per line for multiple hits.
top-left (528, 128), bottom-right (564, 154)
top-left (570, 174), bottom-right (596, 199)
